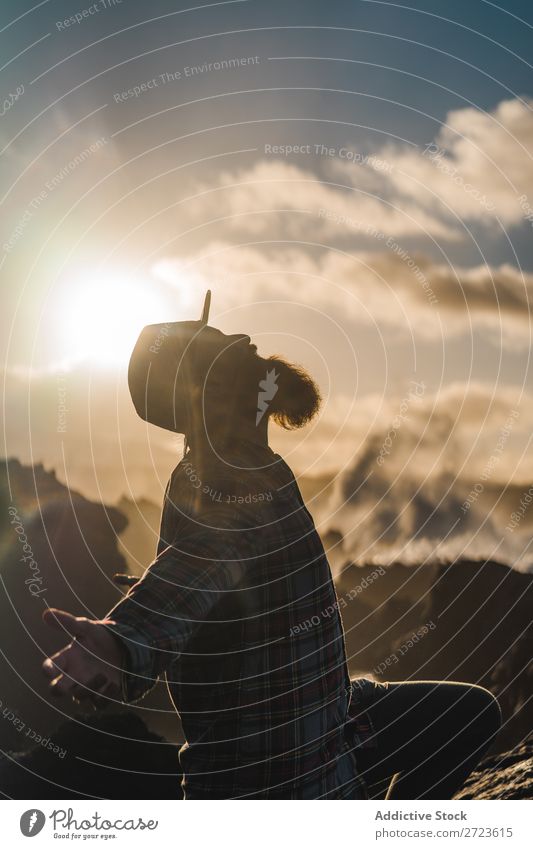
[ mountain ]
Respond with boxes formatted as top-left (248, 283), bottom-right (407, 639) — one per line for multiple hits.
top-left (116, 495), bottom-right (161, 576)
top-left (336, 557), bottom-right (533, 750)
top-left (0, 459), bottom-right (179, 754)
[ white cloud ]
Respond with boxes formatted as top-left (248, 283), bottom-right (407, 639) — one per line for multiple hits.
top-left (319, 382), bottom-right (533, 572)
top-left (186, 158), bottom-right (459, 240)
top-left (378, 97), bottom-right (533, 228)
top-left (180, 97), bottom-right (533, 244)
top-left (157, 242), bottom-right (533, 347)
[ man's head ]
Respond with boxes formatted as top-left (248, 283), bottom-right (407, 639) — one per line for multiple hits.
top-left (128, 318), bottom-right (251, 435)
top-left (128, 294), bottom-right (322, 447)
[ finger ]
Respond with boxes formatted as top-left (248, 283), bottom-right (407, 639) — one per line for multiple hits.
top-left (42, 608), bottom-right (91, 639)
top-left (42, 657), bottom-right (60, 679)
top-left (48, 674), bottom-right (71, 697)
top-left (42, 647), bottom-right (73, 680)
top-left (50, 670), bottom-right (101, 701)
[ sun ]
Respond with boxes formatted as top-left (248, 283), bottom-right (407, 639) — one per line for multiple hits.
top-left (59, 269), bottom-right (173, 368)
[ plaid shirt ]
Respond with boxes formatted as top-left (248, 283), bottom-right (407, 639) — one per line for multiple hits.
top-left (107, 442), bottom-right (375, 799)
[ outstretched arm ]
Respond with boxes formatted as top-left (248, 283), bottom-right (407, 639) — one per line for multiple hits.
top-left (42, 519), bottom-right (256, 705)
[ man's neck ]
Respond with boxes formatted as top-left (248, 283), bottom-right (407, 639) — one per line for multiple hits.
top-left (185, 418), bottom-right (269, 464)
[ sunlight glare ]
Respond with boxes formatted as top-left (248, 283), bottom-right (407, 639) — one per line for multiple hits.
top-left (60, 270), bottom-right (174, 368)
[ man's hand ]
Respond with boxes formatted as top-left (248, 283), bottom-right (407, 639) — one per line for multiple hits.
top-left (42, 609), bottom-right (125, 707)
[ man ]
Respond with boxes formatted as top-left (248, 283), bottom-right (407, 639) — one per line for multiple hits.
top-left (43, 294), bottom-right (500, 799)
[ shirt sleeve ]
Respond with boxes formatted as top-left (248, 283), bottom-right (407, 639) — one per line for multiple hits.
top-left (105, 514), bottom-right (261, 704)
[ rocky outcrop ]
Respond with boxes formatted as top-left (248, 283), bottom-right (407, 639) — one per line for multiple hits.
top-left (0, 712), bottom-right (179, 799)
top-left (336, 557), bottom-right (533, 751)
top-left (0, 459), bottom-right (178, 755)
top-left (456, 738), bottom-right (533, 799)
top-left (116, 495), bottom-right (160, 576)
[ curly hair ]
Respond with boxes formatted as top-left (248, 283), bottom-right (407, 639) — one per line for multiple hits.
top-left (259, 355), bottom-right (322, 429)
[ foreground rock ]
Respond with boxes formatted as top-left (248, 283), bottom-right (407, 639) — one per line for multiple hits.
top-left (2, 708), bottom-right (531, 799)
top-left (0, 712), bottom-right (179, 799)
top-left (456, 738), bottom-right (533, 799)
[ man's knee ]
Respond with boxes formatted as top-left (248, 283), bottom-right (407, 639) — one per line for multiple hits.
top-left (466, 685), bottom-right (501, 741)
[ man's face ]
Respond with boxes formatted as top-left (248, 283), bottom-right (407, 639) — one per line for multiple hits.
top-left (128, 320), bottom-right (252, 435)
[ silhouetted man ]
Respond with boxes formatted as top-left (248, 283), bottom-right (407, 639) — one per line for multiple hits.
top-left (43, 294), bottom-right (500, 799)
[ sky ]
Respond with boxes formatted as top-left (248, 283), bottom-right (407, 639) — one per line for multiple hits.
top-left (2, 0), bottom-right (533, 569)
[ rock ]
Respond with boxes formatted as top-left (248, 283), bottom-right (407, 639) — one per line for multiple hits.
top-left (116, 495), bottom-right (160, 576)
top-left (0, 459), bottom-right (179, 755)
top-left (0, 712), bottom-right (180, 799)
top-left (456, 738), bottom-right (533, 799)
top-left (336, 558), bottom-right (533, 750)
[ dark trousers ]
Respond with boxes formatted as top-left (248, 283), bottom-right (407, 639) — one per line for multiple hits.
top-left (350, 679), bottom-right (502, 799)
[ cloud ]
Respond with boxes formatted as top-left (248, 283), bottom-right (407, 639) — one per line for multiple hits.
top-left (151, 97), bottom-right (533, 354)
top-left (185, 158), bottom-right (459, 241)
top-left (157, 242), bottom-right (533, 346)
top-left (179, 97), bottom-right (533, 245)
top-left (318, 382), bottom-right (533, 572)
top-left (376, 97), bottom-right (533, 229)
